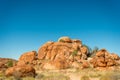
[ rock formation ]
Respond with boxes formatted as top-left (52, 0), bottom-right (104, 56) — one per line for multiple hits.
top-left (3, 36), bottom-right (120, 77)
top-left (5, 51), bottom-right (37, 77)
top-left (90, 49), bottom-right (120, 68)
top-left (38, 36), bottom-right (88, 69)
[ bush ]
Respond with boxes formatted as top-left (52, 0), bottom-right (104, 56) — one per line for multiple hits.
top-left (90, 47), bottom-right (99, 57)
top-left (72, 50), bottom-right (78, 56)
top-left (6, 60), bottom-right (13, 67)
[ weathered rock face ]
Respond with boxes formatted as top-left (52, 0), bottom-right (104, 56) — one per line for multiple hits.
top-left (5, 65), bottom-right (36, 77)
top-left (38, 37), bottom-right (88, 69)
top-left (43, 58), bottom-right (69, 70)
top-left (90, 49), bottom-right (120, 68)
top-left (17, 51), bottom-right (37, 66)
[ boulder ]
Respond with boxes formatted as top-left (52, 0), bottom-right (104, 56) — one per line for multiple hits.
top-left (17, 51), bottom-right (37, 65)
top-left (96, 49), bottom-right (106, 57)
top-left (43, 58), bottom-right (69, 69)
top-left (110, 53), bottom-right (120, 60)
top-left (58, 36), bottom-right (72, 43)
top-left (52, 58), bottom-right (69, 69)
top-left (82, 61), bottom-right (90, 69)
top-left (5, 65), bottom-right (36, 77)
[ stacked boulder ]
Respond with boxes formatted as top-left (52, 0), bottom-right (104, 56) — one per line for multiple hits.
top-left (90, 49), bottom-right (120, 68)
top-left (5, 51), bottom-right (37, 77)
top-left (17, 51), bottom-right (37, 66)
top-left (38, 36), bottom-right (88, 69)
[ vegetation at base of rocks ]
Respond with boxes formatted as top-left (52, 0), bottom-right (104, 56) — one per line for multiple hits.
top-left (83, 44), bottom-right (99, 57)
top-left (13, 71), bottom-right (22, 80)
top-left (100, 72), bottom-right (120, 80)
top-left (6, 60), bottom-right (13, 67)
top-left (80, 75), bottom-right (90, 80)
top-left (35, 72), bottom-right (70, 80)
top-left (22, 77), bottom-right (35, 80)
top-left (0, 69), bottom-right (120, 80)
top-left (89, 71), bottom-right (101, 78)
top-left (0, 72), bottom-right (4, 77)
top-left (89, 46), bottom-right (99, 57)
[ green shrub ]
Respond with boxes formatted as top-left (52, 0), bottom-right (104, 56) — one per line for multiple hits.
top-left (6, 60), bottom-right (13, 67)
top-left (72, 50), bottom-right (78, 56)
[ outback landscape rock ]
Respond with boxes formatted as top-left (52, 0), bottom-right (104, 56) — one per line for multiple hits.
top-left (1, 36), bottom-right (120, 80)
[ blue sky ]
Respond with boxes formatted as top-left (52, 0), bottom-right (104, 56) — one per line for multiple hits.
top-left (0, 0), bottom-right (120, 59)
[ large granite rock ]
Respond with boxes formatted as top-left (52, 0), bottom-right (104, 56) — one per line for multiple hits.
top-left (5, 65), bottom-right (36, 77)
top-left (38, 36), bottom-right (88, 69)
top-left (17, 51), bottom-right (37, 66)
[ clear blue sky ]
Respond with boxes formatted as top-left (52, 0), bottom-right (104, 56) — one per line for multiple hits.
top-left (0, 0), bottom-right (120, 59)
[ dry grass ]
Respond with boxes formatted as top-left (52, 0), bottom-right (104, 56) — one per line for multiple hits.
top-left (35, 72), bottom-right (70, 80)
top-left (0, 67), bottom-right (120, 80)
top-left (81, 75), bottom-right (90, 80)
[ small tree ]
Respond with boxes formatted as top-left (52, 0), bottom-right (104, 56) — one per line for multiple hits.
top-left (82, 44), bottom-right (92, 57)
top-left (90, 46), bottom-right (99, 57)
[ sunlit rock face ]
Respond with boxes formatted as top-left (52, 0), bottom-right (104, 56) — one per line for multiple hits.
top-left (17, 51), bottom-right (37, 66)
top-left (38, 36), bottom-right (88, 69)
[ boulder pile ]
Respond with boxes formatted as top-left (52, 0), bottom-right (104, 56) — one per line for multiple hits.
top-left (38, 36), bottom-right (89, 69)
top-left (4, 36), bottom-right (120, 77)
top-left (5, 51), bottom-right (37, 77)
top-left (90, 49), bottom-right (120, 68)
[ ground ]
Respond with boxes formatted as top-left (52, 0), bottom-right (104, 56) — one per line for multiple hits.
top-left (0, 67), bottom-right (120, 80)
